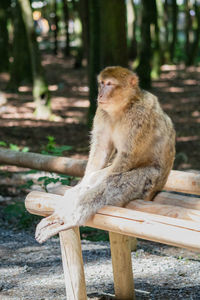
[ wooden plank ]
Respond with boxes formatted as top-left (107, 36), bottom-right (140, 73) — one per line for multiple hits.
top-left (87, 212), bottom-right (200, 252)
top-left (154, 191), bottom-right (200, 210)
top-left (109, 232), bottom-right (135, 300)
top-left (165, 170), bottom-right (200, 195)
top-left (25, 191), bottom-right (200, 251)
top-left (126, 199), bottom-right (200, 222)
top-left (59, 228), bottom-right (87, 300)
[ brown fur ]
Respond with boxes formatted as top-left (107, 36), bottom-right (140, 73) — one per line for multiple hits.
top-left (35, 66), bottom-right (175, 243)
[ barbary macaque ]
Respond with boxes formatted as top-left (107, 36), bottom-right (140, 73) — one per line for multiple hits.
top-left (35, 66), bottom-right (175, 243)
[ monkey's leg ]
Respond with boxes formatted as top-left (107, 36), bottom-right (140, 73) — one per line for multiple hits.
top-left (35, 166), bottom-right (161, 243)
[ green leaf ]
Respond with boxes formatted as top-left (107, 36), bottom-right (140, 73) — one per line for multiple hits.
top-left (9, 143), bottom-right (20, 151)
top-left (0, 141), bottom-right (7, 147)
top-left (21, 147), bottom-right (29, 153)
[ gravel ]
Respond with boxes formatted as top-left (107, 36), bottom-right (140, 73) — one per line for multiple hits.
top-left (0, 227), bottom-right (200, 300)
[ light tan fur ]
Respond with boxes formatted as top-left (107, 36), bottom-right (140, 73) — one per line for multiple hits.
top-left (35, 66), bottom-right (175, 243)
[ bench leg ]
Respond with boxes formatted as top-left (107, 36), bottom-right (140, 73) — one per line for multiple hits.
top-left (59, 227), bottom-right (87, 300)
top-left (109, 232), bottom-right (135, 300)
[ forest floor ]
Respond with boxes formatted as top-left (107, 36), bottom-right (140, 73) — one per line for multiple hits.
top-left (0, 53), bottom-right (200, 299)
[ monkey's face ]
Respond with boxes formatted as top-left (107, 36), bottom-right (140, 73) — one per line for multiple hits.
top-left (97, 78), bottom-right (119, 105)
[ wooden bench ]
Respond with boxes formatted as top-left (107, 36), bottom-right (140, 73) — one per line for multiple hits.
top-left (25, 170), bottom-right (200, 300)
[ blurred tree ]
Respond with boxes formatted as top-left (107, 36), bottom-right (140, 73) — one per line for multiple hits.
top-left (87, 0), bottom-right (127, 126)
top-left (62, 0), bottom-right (70, 56)
top-left (185, 0), bottom-right (193, 63)
top-left (151, 0), bottom-right (161, 79)
top-left (79, 0), bottom-right (90, 63)
top-left (129, 0), bottom-right (138, 60)
top-left (53, 0), bottom-right (58, 55)
top-left (88, 0), bottom-right (100, 127)
top-left (9, 2), bottom-right (32, 88)
top-left (99, 0), bottom-right (128, 68)
top-left (137, 0), bottom-right (154, 89)
top-left (18, 0), bottom-right (51, 119)
top-left (186, 0), bottom-right (200, 65)
top-left (0, 0), bottom-right (10, 72)
top-left (170, 0), bottom-right (178, 62)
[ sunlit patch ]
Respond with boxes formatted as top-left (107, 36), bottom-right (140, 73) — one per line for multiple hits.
top-left (177, 136), bottom-right (199, 142)
top-left (191, 111), bottom-right (200, 117)
top-left (48, 85), bottom-right (58, 91)
top-left (18, 86), bottom-right (32, 92)
top-left (162, 103), bottom-right (174, 110)
top-left (167, 87), bottom-right (184, 93)
top-left (183, 79), bottom-right (198, 85)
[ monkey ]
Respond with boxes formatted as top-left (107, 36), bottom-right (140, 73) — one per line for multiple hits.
top-left (35, 66), bottom-right (176, 244)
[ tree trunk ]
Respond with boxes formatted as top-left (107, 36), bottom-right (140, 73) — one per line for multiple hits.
top-left (9, 2), bottom-right (32, 89)
top-left (87, 0), bottom-right (101, 127)
top-left (137, 0), bottom-right (154, 89)
top-left (62, 0), bottom-right (70, 56)
top-left (170, 0), bottom-right (178, 62)
top-left (0, 0), bottom-right (10, 72)
top-left (184, 0), bottom-right (193, 65)
top-left (151, 0), bottom-right (161, 79)
top-left (18, 0), bottom-right (51, 119)
top-left (99, 0), bottom-right (128, 68)
top-left (53, 0), bottom-right (58, 55)
top-left (129, 0), bottom-right (138, 60)
top-left (186, 1), bottom-right (200, 65)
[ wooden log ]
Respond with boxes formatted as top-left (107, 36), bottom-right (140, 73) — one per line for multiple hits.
top-left (1, 147), bottom-right (200, 195)
top-left (154, 191), bottom-right (200, 210)
top-left (25, 191), bottom-right (200, 252)
top-left (126, 199), bottom-right (200, 222)
top-left (165, 170), bottom-right (200, 195)
top-left (109, 232), bottom-right (135, 300)
top-left (59, 228), bottom-right (87, 300)
top-left (0, 148), bottom-right (86, 177)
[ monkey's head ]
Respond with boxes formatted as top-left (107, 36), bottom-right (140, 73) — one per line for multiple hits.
top-left (97, 66), bottom-right (139, 116)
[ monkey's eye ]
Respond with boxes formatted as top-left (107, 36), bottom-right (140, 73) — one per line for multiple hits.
top-left (106, 81), bottom-right (112, 86)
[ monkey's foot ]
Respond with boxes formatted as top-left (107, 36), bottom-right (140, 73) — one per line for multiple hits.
top-left (35, 214), bottom-right (72, 244)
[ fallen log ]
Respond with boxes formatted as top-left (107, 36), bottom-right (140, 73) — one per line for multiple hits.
top-left (1, 148), bottom-right (200, 195)
top-left (0, 147), bottom-right (86, 177)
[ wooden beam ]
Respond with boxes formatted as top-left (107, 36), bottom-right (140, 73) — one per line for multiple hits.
top-left (0, 148), bottom-right (86, 177)
top-left (154, 191), bottom-right (200, 210)
top-left (126, 199), bottom-right (200, 222)
top-left (25, 191), bottom-right (200, 252)
top-left (59, 228), bottom-right (87, 300)
top-left (165, 170), bottom-right (200, 195)
top-left (109, 232), bottom-right (135, 300)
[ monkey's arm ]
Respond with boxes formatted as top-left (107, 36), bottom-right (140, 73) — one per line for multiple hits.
top-left (84, 109), bottom-right (114, 176)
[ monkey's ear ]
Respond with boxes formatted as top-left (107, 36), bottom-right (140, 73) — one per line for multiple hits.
top-left (130, 74), bottom-right (139, 87)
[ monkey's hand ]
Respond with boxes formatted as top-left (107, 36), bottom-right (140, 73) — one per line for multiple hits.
top-left (35, 212), bottom-right (75, 244)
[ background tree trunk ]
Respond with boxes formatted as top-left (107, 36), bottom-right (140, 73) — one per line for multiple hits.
top-left (62, 0), bottom-right (70, 56)
top-left (9, 2), bottom-right (32, 89)
top-left (137, 0), bottom-right (154, 89)
top-left (170, 0), bottom-right (178, 62)
top-left (0, 0), bottom-right (10, 72)
top-left (53, 0), bottom-right (58, 55)
top-left (87, 0), bottom-right (101, 127)
top-left (18, 0), bottom-right (51, 119)
top-left (99, 0), bottom-right (128, 68)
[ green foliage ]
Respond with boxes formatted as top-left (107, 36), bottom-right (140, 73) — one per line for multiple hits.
top-left (37, 174), bottom-right (72, 192)
top-left (0, 141), bottom-right (7, 147)
top-left (3, 201), bottom-right (40, 229)
top-left (0, 141), bottom-right (29, 152)
top-left (80, 226), bottom-right (109, 242)
top-left (41, 136), bottom-right (73, 156)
